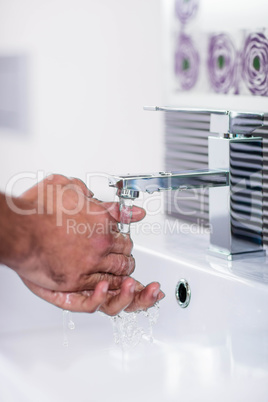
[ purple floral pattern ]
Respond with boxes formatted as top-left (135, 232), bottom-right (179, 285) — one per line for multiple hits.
top-left (174, 33), bottom-right (200, 90)
top-left (173, 0), bottom-right (268, 97)
top-left (242, 32), bottom-right (268, 96)
top-left (175, 0), bottom-right (199, 25)
top-left (207, 33), bottom-right (238, 94)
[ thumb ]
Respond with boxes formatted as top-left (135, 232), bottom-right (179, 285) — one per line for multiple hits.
top-left (101, 202), bottom-right (146, 223)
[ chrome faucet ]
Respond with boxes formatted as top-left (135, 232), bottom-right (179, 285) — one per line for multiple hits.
top-left (108, 106), bottom-right (265, 260)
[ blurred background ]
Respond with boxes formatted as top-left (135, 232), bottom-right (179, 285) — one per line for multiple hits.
top-left (0, 0), bottom-right (164, 199)
top-left (0, 0), bottom-right (267, 203)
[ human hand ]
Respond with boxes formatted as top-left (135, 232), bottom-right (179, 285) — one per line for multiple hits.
top-left (13, 174), bottom-right (164, 315)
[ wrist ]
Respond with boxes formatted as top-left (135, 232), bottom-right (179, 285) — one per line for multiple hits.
top-left (0, 193), bottom-right (37, 271)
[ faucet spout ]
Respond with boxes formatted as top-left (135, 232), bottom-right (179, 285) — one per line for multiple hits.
top-left (109, 169), bottom-right (229, 199)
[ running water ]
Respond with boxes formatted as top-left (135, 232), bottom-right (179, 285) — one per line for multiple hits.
top-left (109, 304), bottom-right (160, 350)
top-left (62, 310), bottom-right (75, 347)
top-left (112, 197), bottom-right (160, 349)
top-left (61, 306), bottom-right (159, 349)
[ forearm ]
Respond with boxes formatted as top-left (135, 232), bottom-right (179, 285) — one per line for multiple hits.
top-left (0, 192), bottom-right (35, 270)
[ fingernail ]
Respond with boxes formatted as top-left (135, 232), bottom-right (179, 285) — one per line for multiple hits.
top-left (129, 283), bottom-right (135, 293)
top-left (157, 291), bottom-right (165, 301)
top-left (152, 288), bottom-right (160, 298)
top-left (102, 283), bottom-right (109, 293)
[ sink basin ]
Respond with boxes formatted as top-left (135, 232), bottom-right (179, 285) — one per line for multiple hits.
top-left (0, 216), bottom-right (267, 402)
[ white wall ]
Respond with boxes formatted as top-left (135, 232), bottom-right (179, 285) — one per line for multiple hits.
top-left (0, 0), bottom-right (164, 199)
top-left (162, 0), bottom-right (268, 112)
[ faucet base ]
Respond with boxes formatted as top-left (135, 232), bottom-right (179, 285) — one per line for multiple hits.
top-left (209, 135), bottom-right (264, 259)
top-left (208, 248), bottom-right (266, 261)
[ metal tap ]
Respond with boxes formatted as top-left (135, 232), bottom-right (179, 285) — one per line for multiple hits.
top-left (109, 107), bottom-right (265, 260)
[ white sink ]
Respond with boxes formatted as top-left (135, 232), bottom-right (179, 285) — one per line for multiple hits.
top-left (0, 216), bottom-right (267, 402)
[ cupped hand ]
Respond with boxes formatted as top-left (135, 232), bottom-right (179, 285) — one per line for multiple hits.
top-left (16, 174), bottom-right (164, 315)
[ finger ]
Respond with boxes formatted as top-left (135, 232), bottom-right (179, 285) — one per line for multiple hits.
top-left (109, 232), bottom-right (133, 255)
top-left (62, 282), bottom-right (108, 312)
top-left (68, 177), bottom-right (94, 198)
top-left (94, 253), bottom-right (135, 276)
top-left (19, 178), bottom-right (56, 203)
top-left (131, 206), bottom-right (146, 222)
top-left (84, 199), bottom-right (119, 231)
top-left (21, 276), bottom-right (109, 313)
top-left (19, 174), bottom-right (65, 200)
top-left (124, 281), bottom-right (165, 313)
top-left (101, 202), bottom-right (146, 223)
top-left (20, 182), bottom-right (40, 200)
top-left (99, 277), bottom-right (136, 316)
top-left (20, 174), bottom-right (94, 201)
top-left (100, 202), bottom-right (120, 221)
top-left (78, 272), bottom-right (128, 291)
top-left (45, 174), bottom-right (91, 196)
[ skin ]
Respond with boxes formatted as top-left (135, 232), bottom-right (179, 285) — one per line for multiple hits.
top-left (0, 174), bottom-right (164, 316)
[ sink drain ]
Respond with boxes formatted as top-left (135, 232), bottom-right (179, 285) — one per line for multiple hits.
top-left (175, 279), bottom-right (191, 308)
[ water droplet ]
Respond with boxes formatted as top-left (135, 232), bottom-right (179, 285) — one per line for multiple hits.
top-left (62, 310), bottom-right (75, 347)
top-left (68, 320), bottom-right (75, 330)
top-left (63, 338), bottom-right (69, 348)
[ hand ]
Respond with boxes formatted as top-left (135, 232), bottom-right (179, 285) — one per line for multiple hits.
top-left (14, 174), bottom-right (164, 315)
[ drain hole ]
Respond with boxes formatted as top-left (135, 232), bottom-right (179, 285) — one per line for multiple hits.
top-left (175, 279), bottom-right (191, 308)
top-left (178, 283), bottom-right (187, 304)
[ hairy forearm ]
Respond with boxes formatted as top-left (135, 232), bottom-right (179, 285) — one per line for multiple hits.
top-left (0, 192), bottom-right (35, 270)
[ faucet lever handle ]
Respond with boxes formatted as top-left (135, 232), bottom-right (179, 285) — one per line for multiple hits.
top-left (144, 106), bottom-right (264, 136)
